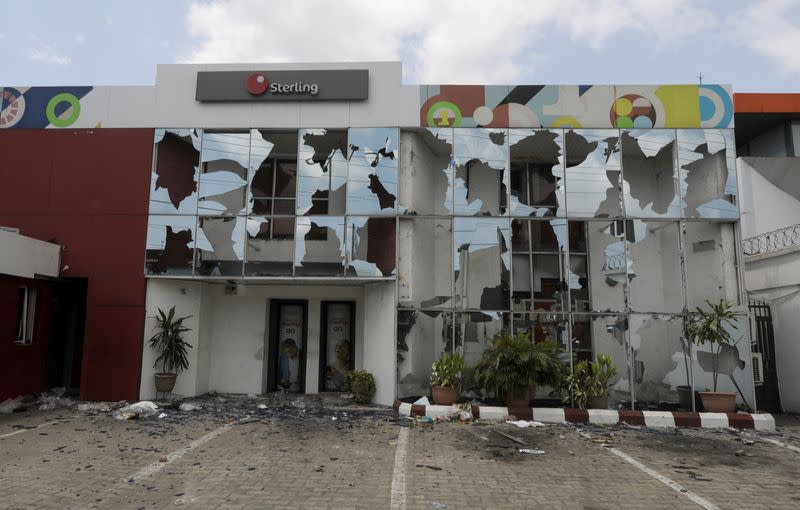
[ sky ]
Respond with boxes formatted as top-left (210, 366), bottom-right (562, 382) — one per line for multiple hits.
top-left (1, 0), bottom-right (800, 92)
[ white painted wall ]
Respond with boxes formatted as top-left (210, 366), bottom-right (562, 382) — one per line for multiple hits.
top-left (0, 230), bottom-right (60, 279)
top-left (141, 280), bottom-right (396, 402)
top-left (363, 282), bottom-right (397, 405)
top-left (738, 158), bottom-right (800, 238)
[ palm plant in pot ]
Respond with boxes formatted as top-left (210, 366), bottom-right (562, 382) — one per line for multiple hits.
top-left (148, 306), bottom-right (192, 393)
top-left (687, 299), bottom-right (739, 413)
top-left (473, 332), bottom-right (562, 408)
top-left (430, 352), bottom-right (465, 405)
top-left (563, 354), bottom-right (617, 409)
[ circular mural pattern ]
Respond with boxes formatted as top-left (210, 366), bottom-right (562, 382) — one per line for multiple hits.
top-left (246, 72), bottom-right (269, 95)
top-left (426, 101), bottom-right (462, 127)
top-left (46, 93), bottom-right (81, 128)
top-left (610, 94), bottom-right (656, 129)
top-left (0, 88), bottom-right (26, 128)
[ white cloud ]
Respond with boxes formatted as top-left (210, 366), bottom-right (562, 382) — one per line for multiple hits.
top-left (74, 32), bottom-right (86, 44)
top-left (183, 0), bottom-right (718, 83)
top-left (105, 15), bottom-right (113, 25)
top-left (28, 43), bottom-right (71, 66)
top-left (727, 0), bottom-right (800, 75)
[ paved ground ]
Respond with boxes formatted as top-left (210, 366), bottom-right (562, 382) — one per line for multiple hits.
top-left (1, 396), bottom-right (799, 509)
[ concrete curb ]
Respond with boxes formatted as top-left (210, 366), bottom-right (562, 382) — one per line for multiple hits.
top-left (392, 400), bottom-right (776, 432)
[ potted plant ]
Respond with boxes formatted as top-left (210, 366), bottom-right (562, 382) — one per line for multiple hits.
top-left (430, 352), bottom-right (465, 405)
top-left (473, 333), bottom-right (562, 408)
top-left (687, 299), bottom-right (739, 413)
top-left (344, 370), bottom-right (376, 404)
top-left (563, 354), bottom-right (617, 409)
top-left (148, 306), bottom-right (192, 393)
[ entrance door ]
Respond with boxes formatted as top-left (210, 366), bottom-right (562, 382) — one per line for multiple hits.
top-left (319, 301), bottom-right (355, 392)
top-left (267, 300), bottom-right (307, 393)
top-left (46, 278), bottom-right (87, 394)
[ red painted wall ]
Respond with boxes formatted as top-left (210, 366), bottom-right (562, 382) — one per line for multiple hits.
top-left (0, 277), bottom-right (53, 400)
top-left (0, 129), bottom-right (153, 401)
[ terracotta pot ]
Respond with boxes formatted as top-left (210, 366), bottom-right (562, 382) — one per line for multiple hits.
top-left (431, 385), bottom-right (460, 405)
top-left (677, 385), bottom-right (705, 411)
top-left (588, 395), bottom-right (609, 409)
top-left (154, 373), bottom-right (177, 393)
top-left (698, 391), bottom-right (737, 413)
top-left (504, 386), bottom-right (533, 408)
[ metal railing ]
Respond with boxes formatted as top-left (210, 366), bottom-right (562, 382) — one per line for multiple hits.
top-left (743, 224), bottom-right (800, 256)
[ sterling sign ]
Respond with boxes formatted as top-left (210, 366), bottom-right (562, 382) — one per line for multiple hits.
top-left (195, 70), bottom-right (368, 102)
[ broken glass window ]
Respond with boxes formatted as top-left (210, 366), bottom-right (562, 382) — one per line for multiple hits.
top-left (578, 220), bottom-right (628, 313)
top-left (678, 129), bottom-right (738, 219)
top-left (397, 218), bottom-right (453, 309)
top-left (248, 130), bottom-right (297, 216)
top-left (294, 216), bottom-right (345, 276)
top-left (396, 309), bottom-right (453, 398)
top-left (511, 219), bottom-right (570, 313)
top-left (621, 129), bottom-right (681, 217)
top-left (453, 128), bottom-right (508, 215)
top-left (296, 129), bottom-right (347, 215)
top-left (197, 131), bottom-right (249, 215)
top-left (150, 129), bottom-right (201, 214)
top-left (575, 314), bottom-right (631, 409)
top-left (564, 129), bottom-right (623, 218)
top-left (509, 129), bottom-right (565, 216)
top-left (397, 128), bottom-right (454, 215)
top-left (454, 217), bottom-right (510, 310)
top-left (683, 221), bottom-right (740, 308)
top-left (629, 314), bottom-right (688, 409)
top-left (627, 221), bottom-right (683, 313)
top-left (346, 128), bottom-right (398, 214)
top-left (244, 216), bottom-right (294, 276)
top-left (345, 216), bottom-right (396, 277)
top-left (145, 215), bottom-right (196, 275)
top-left (194, 216), bottom-right (246, 276)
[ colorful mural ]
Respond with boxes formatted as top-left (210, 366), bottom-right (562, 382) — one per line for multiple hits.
top-left (0, 86), bottom-right (93, 129)
top-left (420, 84), bottom-right (734, 129)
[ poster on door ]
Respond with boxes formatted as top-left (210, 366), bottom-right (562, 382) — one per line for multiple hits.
top-left (324, 304), bottom-right (352, 391)
top-left (278, 305), bottom-right (303, 392)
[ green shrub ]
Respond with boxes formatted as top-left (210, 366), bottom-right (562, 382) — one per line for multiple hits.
top-left (430, 352), bottom-right (465, 388)
top-left (563, 354), bottom-right (617, 408)
top-left (473, 333), bottom-right (562, 398)
top-left (344, 370), bottom-right (376, 404)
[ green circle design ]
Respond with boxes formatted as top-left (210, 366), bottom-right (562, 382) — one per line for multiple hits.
top-left (46, 93), bottom-right (81, 127)
top-left (615, 116), bottom-right (634, 129)
top-left (426, 101), bottom-right (462, 127)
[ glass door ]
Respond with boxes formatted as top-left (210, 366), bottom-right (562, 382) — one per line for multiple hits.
top-left (268, 300), bottom-right (307, 393)
top-left (320, 302), bottom-right (355, 391)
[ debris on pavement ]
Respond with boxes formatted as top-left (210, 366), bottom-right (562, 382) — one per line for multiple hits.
top-left (114, 401), bottom-right (159, 420)
top-left (0, 397), bottom-right (23, 414)
top-left (518, 448), bottom-right (546, 455)
top-left (178, 403), bottom-right (200, 412)
top-left (506, 420), bottom-right (545, 428)
top-left (493, 429), bottom-right (528, 446)
top-left (413, 396), bottom-right (431, 406)
top-left (428, 502), bottom-right (447, 508)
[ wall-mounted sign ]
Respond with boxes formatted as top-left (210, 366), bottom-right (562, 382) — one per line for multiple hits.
top-left (195, 70), bottom-right (368, 102)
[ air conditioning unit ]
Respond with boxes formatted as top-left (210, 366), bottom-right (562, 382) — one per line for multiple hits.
top-left (752, 353), bottom-right (764, 385)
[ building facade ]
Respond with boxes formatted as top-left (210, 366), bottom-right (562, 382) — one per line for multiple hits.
top-left (0, 63), bottom-right (755, 410)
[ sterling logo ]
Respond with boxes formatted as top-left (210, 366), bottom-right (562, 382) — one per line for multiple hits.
top-left (246, 72), bottom-right (269, 95)
top-left (245, 72), bottom-right (318, 96)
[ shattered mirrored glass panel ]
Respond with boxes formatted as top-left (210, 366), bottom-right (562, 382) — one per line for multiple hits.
top-left (397, 129), bottom-right (453, 215)
top-left (509, 129), bottom-right (565, 216)
top-left (145, 215), bottom-right (196, 275)
top-left (453, 128), bottom-right (508, 215)
top-left (294, 216), bottom-right (345, 276)
top-left (457, 312), bottom-right (510, 398)
top-left (565, 129), bottom-right (623, 218)
top-left (345, 217), bottom-right (396, 277)
top-left (150, 129), bottom-right (201, 214)
top-left (576, 314), bottom-right (632, 409)
top-left (398, 218), bottom-right (453, 309)
top-left (628, 314), bottom-right (689, 409)
top-left (684, 221), bottom-right (740, 308)
top-left (248, 130), bottom-right (297, 216)
top-left (396, 310), bottom-right (453, 398)
top-left (622, 130), bottom-right (681, 218)
top-left (194, 216), bottom-right (245, 276)
top-left (575, 220), bottom-right (628, 313)
top-left (197, 131), bottom-right (249, 215)
top-left (627, 221), bottom-right (683, 313)
top-left (691, 306), bottom-right (753, 407)
top-left (678, 129), bottom-right (738, 219)
top-left (296, 129), bottom-right (347, 215)
top-left (244, 216), bottom-right (294, 276)
top-left (346, 128), bottom-right (398, 214)
top-left (454, 217), bottom-right (510, 310)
